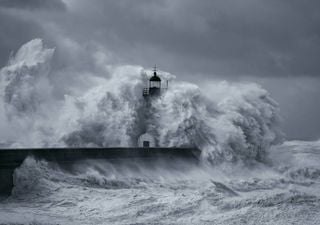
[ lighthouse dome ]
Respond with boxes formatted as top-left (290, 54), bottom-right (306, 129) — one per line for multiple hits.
top-left (150, 72), bottom-right (161, 81)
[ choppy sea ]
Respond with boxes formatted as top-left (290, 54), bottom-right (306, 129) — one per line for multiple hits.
top-left (0, 140), bottom-right (320, 225)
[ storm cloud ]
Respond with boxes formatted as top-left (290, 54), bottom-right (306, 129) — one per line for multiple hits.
top-left (0, 0), bottom-right (320, 139)
top-left (0, 0), bottom-right (66, 11)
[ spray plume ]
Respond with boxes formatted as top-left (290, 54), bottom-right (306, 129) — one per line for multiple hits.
top-left (0, 39), bottom-right (284, 163)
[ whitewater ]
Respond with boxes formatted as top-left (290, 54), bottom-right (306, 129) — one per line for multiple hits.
top-left (0, 39), bottom-right (319, 224)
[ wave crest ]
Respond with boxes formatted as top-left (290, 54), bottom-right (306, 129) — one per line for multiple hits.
top-left (0, 39), bottom-right (284, 163)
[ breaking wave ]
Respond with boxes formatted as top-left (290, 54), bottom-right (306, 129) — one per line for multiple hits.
top-left (7, 140), bottom-right (320, 224)
top-left (11, 156), bottom-right (200, 197)
top-left (0, 39), bottom-right (284, 163)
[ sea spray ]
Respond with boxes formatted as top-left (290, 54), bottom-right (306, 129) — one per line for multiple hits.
top-left (6, 141), bottom-right (320, 224)
top-left (0, 39), bottom-right (284, 164)
top-left (1, 39), bottom-right (54, 116)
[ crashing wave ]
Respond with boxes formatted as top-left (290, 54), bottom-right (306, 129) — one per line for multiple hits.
top-left (1, 39), bottom-right (54, 116)
top-left (0, 39), bottom-right (284, 163)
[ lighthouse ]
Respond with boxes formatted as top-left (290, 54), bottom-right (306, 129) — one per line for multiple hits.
top-left (143, 65), bottom-right (165, 97)
top-left (138, 65), bottom-right (167, 148)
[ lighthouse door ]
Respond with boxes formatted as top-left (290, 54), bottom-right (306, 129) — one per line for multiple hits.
top-left (143, 141), bottom-right (150, 147)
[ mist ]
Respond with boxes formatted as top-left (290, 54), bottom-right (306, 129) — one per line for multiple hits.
top-left (0, 39), bottom-right (284, 165)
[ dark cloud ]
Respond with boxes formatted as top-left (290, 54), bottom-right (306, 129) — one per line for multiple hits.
top-left (1, 0), bottom-right (320, 78)
top-left (0, 9), bottom-right (46, 66)
top-left (0, 0), bottom-right (66, 11)
top-left (47, 0), bottom-right (320, 78)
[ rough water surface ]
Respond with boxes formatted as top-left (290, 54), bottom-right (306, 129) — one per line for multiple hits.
top-left (0, 140), bottom-right (320, 224)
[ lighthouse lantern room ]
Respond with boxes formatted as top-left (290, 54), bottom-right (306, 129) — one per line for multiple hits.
top-left (143, 65), bottom-right (163, 97)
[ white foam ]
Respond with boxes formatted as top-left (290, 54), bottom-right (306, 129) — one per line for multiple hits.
top-left (0, 39), bottom-right (284, 164)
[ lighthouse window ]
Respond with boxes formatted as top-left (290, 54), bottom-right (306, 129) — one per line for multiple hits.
top-left (150, 81), bottom-right (161, 88)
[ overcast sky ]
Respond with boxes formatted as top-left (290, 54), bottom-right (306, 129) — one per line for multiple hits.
top-left (0, 0), bottom-right (320, 140)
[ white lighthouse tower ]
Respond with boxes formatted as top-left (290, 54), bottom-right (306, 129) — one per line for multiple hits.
top-left (138, 65), bottom-right (168, 148)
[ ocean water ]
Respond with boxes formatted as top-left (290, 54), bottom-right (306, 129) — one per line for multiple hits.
top-left (0, 140), bottom-right (320, 225)
top-left (0, 40), bottom-right (319, 224)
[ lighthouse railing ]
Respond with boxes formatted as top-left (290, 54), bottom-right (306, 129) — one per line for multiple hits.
top-left (143, 88), bottom-right (149, 96)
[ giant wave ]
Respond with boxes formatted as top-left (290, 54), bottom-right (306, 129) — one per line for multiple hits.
top-left (0, 39), bottom-right (284, 164)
